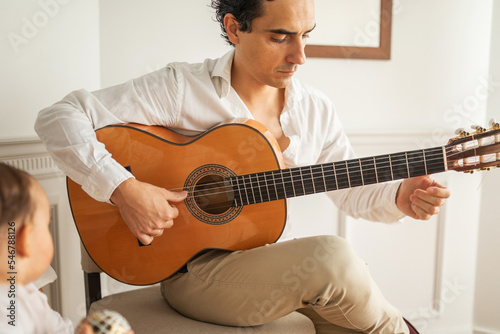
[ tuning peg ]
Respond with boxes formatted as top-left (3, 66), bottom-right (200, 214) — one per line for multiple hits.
top-left (454, 128), bottom-right (469, 137)
top-left (489, 118), bottom-right (500, 129)
top-left (471, 125), bottom-right (486, 133)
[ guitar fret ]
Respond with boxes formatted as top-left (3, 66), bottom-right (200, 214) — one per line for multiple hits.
top-left (248, 175), bottom-right (256, 205)
top-left (252, 174), bottom-right (258, 203)
top-left (258, 174), bottom-right (265, 202)
top-left (262, 174), bottom-right (268, 201)
top-left (390, 152), bottom-right (410, 180)
top-left (229, 177), bottom-right (243, 206)
top-left (298, 168), bottom-right (306, 195)
top-left (373, 157), bottom-right (379, 183)
top-left (228, 178), bottom-right (235, 206)
top-left (426, 147), bottom-right (446, 174)
top-left (320, 165), bottom-right (328, 191)
top-left (313, 166), bottom-right (326, 193)
top-left (333, 163), bottom-right (339, 190)
top-left (322, 164), bottom-right (337, 191)
top-left (257, 173), bottom-right (267, 203)
top-left (263, 172), bottom-right (272, 202)
top-left (249, 175), bottom-right (257, 204)
top-left (389, 155), bottom-right (394, 180)
top-left (346, 159), bottom-right (363, 188)
top-left (266, 172), bottom-right (273, 201)
top-left (407, 150), bottom-right (426, 178)
top-left (267, 172), bottom-right (275, 201)
top-left (346, 161), bottom-right (351, 188)
top-left (239, 175), bottom-right (249, 205)
top-left (423, 150), bottom-right (428, 175)
top-left (291, 168), bottom-right (304, 197)
top-left (334, 161), bottom-right (349, 189)
top-left (254, 174), bottom-right (263, 203)
top-left (283, 169), bottom-right (295, 198)
top-left (279, 170), bottom-right (287, 198)
top-left (375, 155), bottom-right (392, 182)
top-left (301, 167), bottom-right (315, 195)
top-left (405, 152), bottom-right (410, 178)
top-left (310, 166), bottom-right (317, 193)
top-left (274, 171), bottom-right (286, 200)
top-left (265, 172), bottom-right (272, 201)
top-left (360, 157), bottom-right (377, 185)
top-left (256, 174), bottom-right (264, 203)
top-left (245, 175), bottom-right (252, 205)
top-left (359, 160), bottom-right (365, 185)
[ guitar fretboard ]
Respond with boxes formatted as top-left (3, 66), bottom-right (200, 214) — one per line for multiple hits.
top-left (229, 146), bottom-right (446, 207)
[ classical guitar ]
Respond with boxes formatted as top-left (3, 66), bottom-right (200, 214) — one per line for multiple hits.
top-left (67, 118), bottom-right (500, 285)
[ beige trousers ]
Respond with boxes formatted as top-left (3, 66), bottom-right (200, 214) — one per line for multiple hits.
top-left (161, 235), bottom-right (409, 334)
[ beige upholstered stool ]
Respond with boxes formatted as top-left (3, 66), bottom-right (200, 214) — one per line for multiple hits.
top-left (81, 246), bottom-right (315, 333)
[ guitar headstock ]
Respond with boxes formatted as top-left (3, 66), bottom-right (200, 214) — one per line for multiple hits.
top-left (446, 119), bottom-right (500, 173)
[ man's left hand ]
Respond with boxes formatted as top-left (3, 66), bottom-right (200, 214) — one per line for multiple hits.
top-left (396, 175), bottom-right (450, 220)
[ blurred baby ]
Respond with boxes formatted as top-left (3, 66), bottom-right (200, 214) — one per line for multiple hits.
top-left (0, 162), bottom-right (132, 334)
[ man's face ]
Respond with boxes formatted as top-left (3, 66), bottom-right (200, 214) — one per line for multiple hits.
top-left (232, 0), bottom-right (315, 89)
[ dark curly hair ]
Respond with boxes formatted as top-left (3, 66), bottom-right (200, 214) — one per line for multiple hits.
top-left (0, 162), bottom-right (35, 227)
top-left (210, 0), bottom-right (274, 46)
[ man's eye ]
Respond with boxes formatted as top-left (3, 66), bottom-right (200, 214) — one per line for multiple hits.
top-left (272, 36), bottom-right (287, 43)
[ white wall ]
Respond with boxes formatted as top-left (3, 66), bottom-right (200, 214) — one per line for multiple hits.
top-left (99, 0), bottom-right (232, 87)
top-left (299, 0), bottom-right (493, 136)
top-left (474, 0), bottom-right (500, 333)
top-left (0, 0), bottom-right (101, 140)
top-left (1, 0), bottom-right (499, 332)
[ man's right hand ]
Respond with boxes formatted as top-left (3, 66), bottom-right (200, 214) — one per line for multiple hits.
top-left (110, 178), bottom-right (187, 245)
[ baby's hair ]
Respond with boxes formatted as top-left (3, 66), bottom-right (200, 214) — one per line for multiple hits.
top-left (0, 162), bottom-right (35, 227)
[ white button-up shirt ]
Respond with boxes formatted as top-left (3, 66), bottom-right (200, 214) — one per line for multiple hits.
top-left (0, 283), bottom-right (74, 334)
top-left (35, 50), bottom-right (403, 241)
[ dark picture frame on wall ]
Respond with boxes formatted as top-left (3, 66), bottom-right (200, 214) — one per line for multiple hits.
top-left (305, 0), bottom-right (392, 59)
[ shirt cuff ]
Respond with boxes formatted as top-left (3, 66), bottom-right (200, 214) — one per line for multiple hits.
top-left (81, 158), bottom-right (134, 203)
top-left (385, 181), bottom-right (406, 222)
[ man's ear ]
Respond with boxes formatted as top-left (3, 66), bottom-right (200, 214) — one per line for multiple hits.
top-left (224, 14), bottom-right (240, 45)
top-left (16, 224), bottom-right (32, 258)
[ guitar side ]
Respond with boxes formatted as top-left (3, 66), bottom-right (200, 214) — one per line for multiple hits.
top-left (67, 119), bottom-right (287, 285)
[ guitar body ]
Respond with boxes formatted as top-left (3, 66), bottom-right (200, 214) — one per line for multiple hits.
top-left (67, 119), bottom-right (287, 285)
top-left (68, 117), bottom-right (500, 285)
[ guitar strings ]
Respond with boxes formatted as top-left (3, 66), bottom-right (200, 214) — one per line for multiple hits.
top-left (158, 134), bottom-right (500, 212)
top-left (169, 144), bottom-right (496, 205)
top-left (184, 158), bottom-right (419, 203)
top-left (180, 148), bottom-right (478, 200)
top-left (182, 146), bottom-right (451, 195)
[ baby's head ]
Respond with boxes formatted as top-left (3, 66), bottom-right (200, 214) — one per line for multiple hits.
top-left (0, 162), bottom-right (53, 285)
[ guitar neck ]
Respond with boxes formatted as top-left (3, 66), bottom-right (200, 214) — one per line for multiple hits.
top-left (230, 146), bottom-right (447, 206)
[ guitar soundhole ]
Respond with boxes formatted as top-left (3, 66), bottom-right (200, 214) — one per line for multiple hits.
top-left (184, 164), bottom-right (242, 225)
top-left (194, 175), bottom-right (234, 214)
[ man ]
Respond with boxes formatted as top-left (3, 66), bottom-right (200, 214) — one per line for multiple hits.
top-left (35, 0), bottom-right (448, 332)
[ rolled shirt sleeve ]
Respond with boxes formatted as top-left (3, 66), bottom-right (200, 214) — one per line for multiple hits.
top-left (35, 66), bottom-right (181, 203)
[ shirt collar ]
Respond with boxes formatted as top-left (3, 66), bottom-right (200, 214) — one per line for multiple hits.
top-left (211, 49), bottom-right (235, 99)
top-left (284, 77), bottom-right (302, 112)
